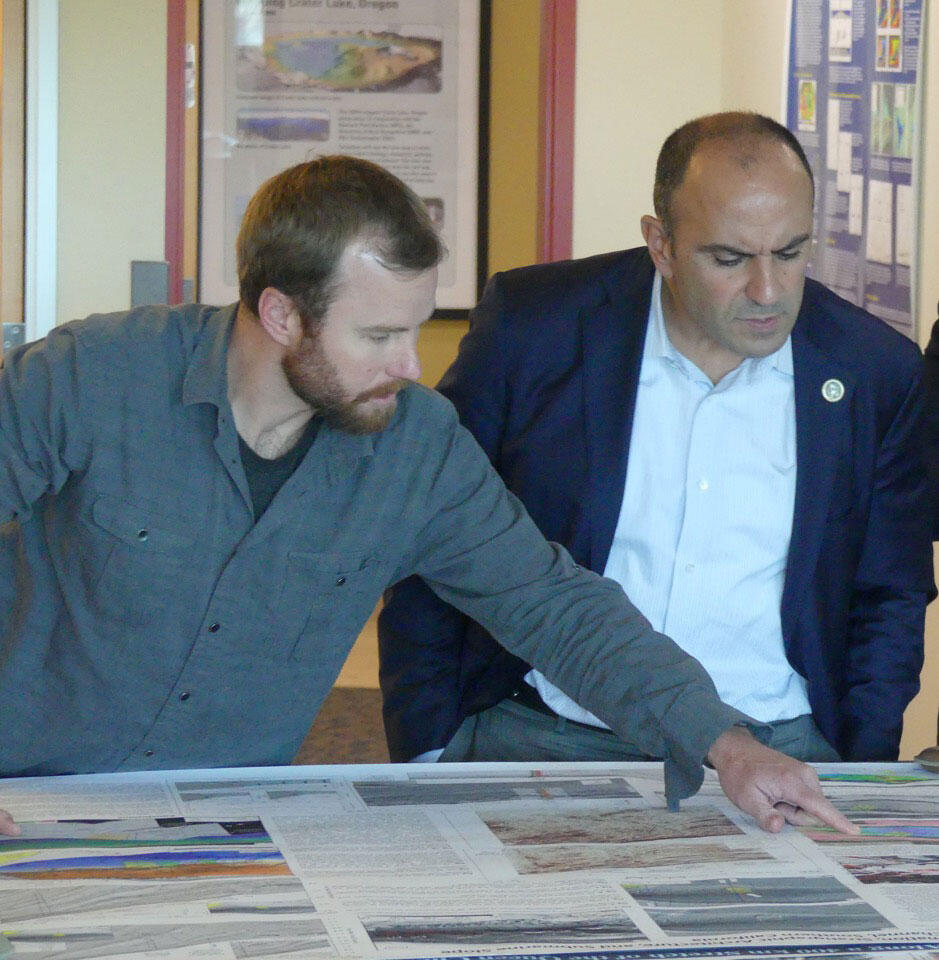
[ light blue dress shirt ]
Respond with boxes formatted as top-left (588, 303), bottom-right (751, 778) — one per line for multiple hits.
top-left (530, 272), bottom-right (811, 726)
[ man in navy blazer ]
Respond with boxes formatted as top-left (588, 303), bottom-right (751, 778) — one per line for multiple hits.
top-left (380, 112), bottom-right (934, 764)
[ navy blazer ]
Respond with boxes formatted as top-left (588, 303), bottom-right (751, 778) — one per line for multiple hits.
top-left (922, 314), bottom-right (939, 537)
top-left (380, 247), bottom-right (934, 762)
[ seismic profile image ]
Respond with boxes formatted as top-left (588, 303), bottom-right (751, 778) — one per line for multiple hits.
top-left (481, 805), bottom-right (742, 846)
top-left (237, 111), bottom-right (330, 143)
top-left (237, 29), bottom-right (442, 93)
top-left (505, 840), bottom-right (771, 875)
top-left (624, 875), bottom-right (891, 935)
top-left (362, 913), bottom-right (645, 945)
top-left (832, 795), bottom-right (939, 819)
top-left (354, 777), bottom-right (640, 806)
top-left (0, 920), bottom-right (331, 960)
top-left (0, 874), bottom-right (314, 925)
top-left (836, 851), bottom-right (939, 883)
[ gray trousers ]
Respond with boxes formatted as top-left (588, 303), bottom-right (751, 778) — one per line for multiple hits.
top-left (440, 697), bottom-right (841, 763)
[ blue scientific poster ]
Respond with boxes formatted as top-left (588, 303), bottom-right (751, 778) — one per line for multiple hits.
top-left (786, 0), bottom-right (924, 338)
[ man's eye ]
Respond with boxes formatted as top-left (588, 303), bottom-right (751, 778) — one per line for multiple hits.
top-left (714, 255), bottom-right (742, 267)
top-left (367, 333), bottom-right (391, 343)
top-left (776, 249), bottom-right (802, 261)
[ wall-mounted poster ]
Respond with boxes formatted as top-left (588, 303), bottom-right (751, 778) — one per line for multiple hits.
top-left (785, 0), bottom-right (924, 339)
top-left (200, 0), bottom-right (487, 314)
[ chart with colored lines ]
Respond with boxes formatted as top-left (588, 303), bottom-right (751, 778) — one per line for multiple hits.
top-left (0, 818), bottom-right (289, 880)
top-left (802, 820), bottom-right (939, 844)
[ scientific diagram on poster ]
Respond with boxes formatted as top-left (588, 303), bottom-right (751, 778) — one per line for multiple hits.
top-left (786, 0), bottom-right (924, 337)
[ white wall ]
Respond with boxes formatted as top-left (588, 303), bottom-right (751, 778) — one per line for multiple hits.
top-left (573, 0), bottom-right (939, 757)
top-left (56, 0), bottom-right (166, 324)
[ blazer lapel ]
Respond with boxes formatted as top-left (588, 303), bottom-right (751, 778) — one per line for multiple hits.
top-left (782, 321), bottom-right (856, 659)
top-left (582, 254), bottom-right (654, 570)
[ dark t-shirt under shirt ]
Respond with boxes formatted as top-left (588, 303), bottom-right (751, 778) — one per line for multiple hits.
top-left (238, 417), bottom-right (321, 520)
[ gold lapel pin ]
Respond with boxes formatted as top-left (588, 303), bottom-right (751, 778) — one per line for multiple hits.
top-left (821, 378), bottom-right (845, 402)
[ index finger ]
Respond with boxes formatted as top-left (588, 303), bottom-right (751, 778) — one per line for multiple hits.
top-left (0, 809), bottom-right (21, 838)
top-left (782, 789), bottom-right (859, 835)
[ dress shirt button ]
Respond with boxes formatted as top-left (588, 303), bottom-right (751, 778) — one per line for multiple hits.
top-left (335, 576), bottom-right (346, 586)
top-left (698, 478), bottom-right (709, 491)
top-left (137, 529), bottom-right (149, 541)
top-left (144, 749), bottom-right (154, 757)
top-left (179, 692), bottom-right (191, 701)
top-left (208, 622), bottom-right (221, 633)
top-left (685, 563), bottom-right (695, 574)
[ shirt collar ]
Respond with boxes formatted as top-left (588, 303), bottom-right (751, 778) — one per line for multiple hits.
top-left (181, 303), bottom-right (239, 408)
top-left (646, 271), bottom-right (793, 379)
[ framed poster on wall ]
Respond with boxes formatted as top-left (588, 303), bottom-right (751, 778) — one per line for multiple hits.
top-left (785, 0), bottom-right (924, 340)
top-left (199, 0), bottom-right (488, 315)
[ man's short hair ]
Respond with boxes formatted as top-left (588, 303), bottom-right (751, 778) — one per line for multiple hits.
top-left (653, 112), bottom-right (814, 234)
top-left (237, 155), bottom-right (445, 324)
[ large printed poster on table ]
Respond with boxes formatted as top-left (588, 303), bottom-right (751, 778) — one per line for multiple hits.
top-left (200, 0), bottom-right (485, 313)
top-left (786, 0), bottom-right (924, 338)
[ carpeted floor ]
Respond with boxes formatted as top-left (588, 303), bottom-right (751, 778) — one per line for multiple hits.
top-left (294, 686), bottom-right (390, 765)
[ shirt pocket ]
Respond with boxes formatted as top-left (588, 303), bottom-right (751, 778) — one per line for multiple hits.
top-left (79, 495), bottom-right (197, 627)
top-left (276, 552), bottom-right (393, 663)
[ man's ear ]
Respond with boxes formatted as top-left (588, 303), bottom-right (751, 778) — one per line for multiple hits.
top-left (256, 287), bottom-right (300, 348)
top-left (640, 215), bottom-right (675, 279)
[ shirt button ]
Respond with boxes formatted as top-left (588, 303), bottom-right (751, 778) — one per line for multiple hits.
top-left (685, 563), bottom-right (695, 573)
top-left (208, 622), bottom-right (221, 633)
top-left (137, 529), bottom-right (149, 541)
top-left (335, 576), bottom-right (346, 586)
top-left (698, 478), bottom-right (709, 491)
top-left (144, 749), bottom-right (154, 757)
top-left (179, 692), bottom-right (191, 701)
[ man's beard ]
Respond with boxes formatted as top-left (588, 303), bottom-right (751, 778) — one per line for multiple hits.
top-left (282, 330), bottom-right (407, 435)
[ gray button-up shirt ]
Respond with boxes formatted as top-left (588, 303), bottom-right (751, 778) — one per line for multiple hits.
top-left (0, 304), bottom-right (745, 801)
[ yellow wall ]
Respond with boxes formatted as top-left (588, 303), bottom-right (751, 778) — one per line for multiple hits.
top-left (56, 0), bottom-right (167, 325)
top-left (416, 0), bottom-right (542, 387)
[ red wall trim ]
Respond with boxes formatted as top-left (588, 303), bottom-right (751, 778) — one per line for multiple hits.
top-left (538, 0), bottom-right (576, 263)
top-left (165, 0), bottom-right (186, 304)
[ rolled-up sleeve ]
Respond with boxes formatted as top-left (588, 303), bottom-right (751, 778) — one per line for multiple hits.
top-left (0, 329), bottom-right (91, 524)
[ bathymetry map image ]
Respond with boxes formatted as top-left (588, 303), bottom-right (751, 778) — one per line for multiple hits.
top-left (238, 29), bottom-right (442, 92)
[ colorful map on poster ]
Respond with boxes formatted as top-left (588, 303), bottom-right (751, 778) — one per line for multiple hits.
top-left (239, 30), bottom-right (442, 92)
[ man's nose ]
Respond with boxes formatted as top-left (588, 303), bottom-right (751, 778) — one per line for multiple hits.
top-left (746, 257), bottom-right (781, 306)
top-left (387, 340), bottom-right (421, 382)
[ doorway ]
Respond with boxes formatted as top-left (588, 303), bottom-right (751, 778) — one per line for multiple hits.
top-left (0, 0), bottom-right (25, 348)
